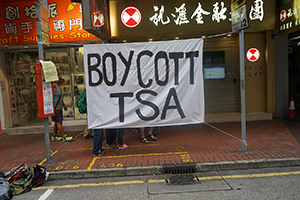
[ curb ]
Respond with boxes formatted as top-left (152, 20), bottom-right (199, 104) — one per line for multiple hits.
top-left (48, 157), bottom-right (300, 180)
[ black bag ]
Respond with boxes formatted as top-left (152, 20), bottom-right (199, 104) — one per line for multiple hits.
top-left (32, 165), bottom-right (47, 188)
top-left (0, 172), bottom-right (11, 200)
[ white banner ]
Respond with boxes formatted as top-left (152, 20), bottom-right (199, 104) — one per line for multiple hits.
top-left (84, 38), bottom-right (204, 129)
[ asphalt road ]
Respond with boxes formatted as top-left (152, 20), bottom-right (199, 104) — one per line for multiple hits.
top-left (13, 166), bottom-right (300, 200)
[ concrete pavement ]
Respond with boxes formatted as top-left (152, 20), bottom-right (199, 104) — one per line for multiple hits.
top-left (1, 119), bottom-right (300, 180)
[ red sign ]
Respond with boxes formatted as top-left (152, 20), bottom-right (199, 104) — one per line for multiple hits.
top-left (246, 48), bottom-right (260, 62)
top-left (121, 6), bottom-right (141, 28)
top-left (0, 0), bottom-right (100, 46)
top-left (280, 10), bottom-right (286, 22)
top-left (48, 0), bottom-right (100, 43)
top-left (0, 1), bottom-right (38, 45)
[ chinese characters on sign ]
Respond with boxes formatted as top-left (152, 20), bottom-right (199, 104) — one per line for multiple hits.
top-left (249, 0), bottom-right (264, 21)
top-left (149, 1), bottom-right (264, 27)
top-left (0, 0), bottom-right (100, 46)
top-left (1, 2), bottom-right (37, 45)
top-left (278, 0), bottom-right (300, 35)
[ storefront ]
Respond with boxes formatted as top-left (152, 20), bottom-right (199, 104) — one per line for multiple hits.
top-left (276, 0), bottom-right (300, 118)
top-left (108, 0), bottom-right (276, 121)
top-left (0, 0), bottom-right (108, 127)
top-left (0, 0), bottom-right (277, 129)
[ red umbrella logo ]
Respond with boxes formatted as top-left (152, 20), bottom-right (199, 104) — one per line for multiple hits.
top-left (246, 48), bottom-right (260, 62)
top-left (280, 10), bottom-right (286, 22)
top-left (121, 6), bottom-right (142, 28)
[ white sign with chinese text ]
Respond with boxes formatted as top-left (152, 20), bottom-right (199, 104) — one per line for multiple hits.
top-left (148, 0), bottom-right (264, 27)
top-left (84, 39), bottom-right (205, 129)
top-left (231, 4), bottom-right (249, 31)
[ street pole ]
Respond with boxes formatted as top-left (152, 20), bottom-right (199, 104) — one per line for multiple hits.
top-left (35, 2), bottom-right (51, 163)
top-left (239, 30), bottom-right (247, 152)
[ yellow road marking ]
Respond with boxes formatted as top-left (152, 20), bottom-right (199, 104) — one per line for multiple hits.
top-left (148, 171), bottom-right (300, 182)
top-left (38, 150), bottom-right (58, 165)
top-left (87, 151), bottom-right (189, 171)
top-left (87, 157), bottom-right (97, 171)
top-left (32, 171), bottom-right (300, 190)
top-left (32, 180), bottom-right (144, 190)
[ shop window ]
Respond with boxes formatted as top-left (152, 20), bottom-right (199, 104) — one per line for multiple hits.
top-left (6, 51), bottom-right (43, 126)
top-left (203, 50), bottom-right (239, 113)
top-left (45, 47), bottom-right (87, 120)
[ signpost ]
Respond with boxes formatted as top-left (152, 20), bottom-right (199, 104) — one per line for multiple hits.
top-left (231, 0), bottom-right (248, 152)
top-left (35, 0), bottom-right (52, 163)
top-left (231, 3), bottom-right (249, 32)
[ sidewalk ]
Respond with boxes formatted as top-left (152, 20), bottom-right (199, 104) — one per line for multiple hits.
top-left (1, 119), bottom-right (300, 180)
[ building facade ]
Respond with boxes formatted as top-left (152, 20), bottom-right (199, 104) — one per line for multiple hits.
top-left (0, 0), bottom-right (282, 129)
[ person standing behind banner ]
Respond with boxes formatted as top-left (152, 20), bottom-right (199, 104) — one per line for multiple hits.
top-left (51, 76), bottom-right (73, 142)
top-left (106, 129), bottom-right (117, 147)
top-left (93, 129), bottom-right (106, 156)
top-left (140, 127), bottom-right (157, 144)
top-left (106, 128), bottom-right (128, 150)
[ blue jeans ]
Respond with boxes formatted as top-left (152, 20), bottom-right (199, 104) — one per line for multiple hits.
top-left (93, 129), bottom-right (104, 154)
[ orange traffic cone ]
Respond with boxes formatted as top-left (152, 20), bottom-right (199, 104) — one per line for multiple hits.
top-left (288, 95), bottom-right (297, 118)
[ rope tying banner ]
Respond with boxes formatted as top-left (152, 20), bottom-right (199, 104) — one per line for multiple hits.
top-left (204, 122), bottom-right (247, 146)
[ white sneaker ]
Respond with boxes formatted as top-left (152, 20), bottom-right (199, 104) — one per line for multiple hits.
top-left (118, 143), bottom-right (128, 150)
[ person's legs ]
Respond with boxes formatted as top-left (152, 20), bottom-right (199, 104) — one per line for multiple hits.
top-left (53, 122), bottom-right (57, 135)
top-left (52, 110), bottom-right (72, 141)
top-left (56, 121), bottom-right (65, 136)
top-left (93, 129), bottom-right (105, 155)
top-left (106, 129), bottom-right (117, 145)
top-left (51, 113), bottom-right (59, 140)
top-left (140, 127), bottom-right (149, 144)
top-left (117, 128), bottom-right (128, 149)
top-left (147, 127), bottom-right (157, 141)
top-left (117, 128), bottom-right (124, 145)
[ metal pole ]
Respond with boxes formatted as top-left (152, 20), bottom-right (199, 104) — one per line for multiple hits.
top-left (35, 2), bottom-right (51, 163)
top-left (239, 30), bottom-right (247, 152)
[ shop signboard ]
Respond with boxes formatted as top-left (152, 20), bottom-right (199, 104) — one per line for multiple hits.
top-left (0, 0), bottom-right (100, 46)
top-left (278, 0), bottom-right (300, 36)
top-left (39, 4), bottom-right (50, 46)
top-left (0, 1), bottom-right (38, 45)
top-left (82, 0), bottom-right (110, 40)
top-left (109, 0), bottom-right (275, 38)
top-left (48, 0), bottom-right (100, 43)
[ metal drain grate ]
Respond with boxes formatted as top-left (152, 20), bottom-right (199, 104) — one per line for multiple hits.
top-left (167, 174), bottom-right (197, 185)
top-left (163, 165), bottom-right (196, 174)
